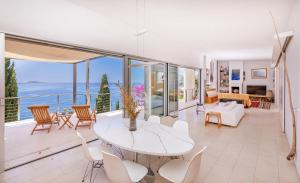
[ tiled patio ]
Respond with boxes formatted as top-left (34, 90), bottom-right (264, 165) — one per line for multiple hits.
top-left (4, 111), bottom-right (123, 169)
top-left (1, 107), bottom-right (299, 183)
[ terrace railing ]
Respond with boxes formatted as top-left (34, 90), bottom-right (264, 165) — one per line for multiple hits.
top-left (1, 92), bottom-right (122, 123)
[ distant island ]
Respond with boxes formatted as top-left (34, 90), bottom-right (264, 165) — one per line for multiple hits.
top-left (17, 81), bottom-right (47, 84)
top-left (26, 81), bottom-right (47, 83)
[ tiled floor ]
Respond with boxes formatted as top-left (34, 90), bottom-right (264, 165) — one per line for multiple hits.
top-left (1, 107), bottom-right (299, 183)
top-left (178, 99), bottom-right (198, 110)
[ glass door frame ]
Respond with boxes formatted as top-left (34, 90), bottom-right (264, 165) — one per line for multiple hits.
top-left (124, 56), bottom-right (202, 117)
top-left (195, 68), bottom-right (202, 105)
top-left (150, 63), bottom-right (167, 116)
top-left (167, 64), bottom-right (179, 117)
top-left (126, 57), bottom-right (167, 117)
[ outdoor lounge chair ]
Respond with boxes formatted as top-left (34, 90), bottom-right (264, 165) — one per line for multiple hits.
top-left (28, 105), bottom-right (59, 135)
top-left (72, 105), bottom-right (96, 130)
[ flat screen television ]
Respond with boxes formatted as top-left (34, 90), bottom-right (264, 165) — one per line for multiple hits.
top-left (247, 85), bottom-right (267, 95)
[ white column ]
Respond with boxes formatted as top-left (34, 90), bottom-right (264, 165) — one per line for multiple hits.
top-left (0, 33), bottom-right (5, 172)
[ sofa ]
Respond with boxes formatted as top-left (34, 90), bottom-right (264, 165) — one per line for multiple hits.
top-left (204, 101), bottom-right (245, 127)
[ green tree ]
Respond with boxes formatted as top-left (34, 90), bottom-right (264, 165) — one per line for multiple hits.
top-left (5, 58), bottom-right (18, 122)
top-left (115, 100), bottom-right (120, 110)
top-left (96, 74), bottom-right (110, 113)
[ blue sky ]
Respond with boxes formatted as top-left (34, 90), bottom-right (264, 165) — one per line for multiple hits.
top-left (12, 57), bottom-right (145, 84)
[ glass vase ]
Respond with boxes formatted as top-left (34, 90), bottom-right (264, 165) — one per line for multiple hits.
top-left (129, 118), bottom-right (137, 131)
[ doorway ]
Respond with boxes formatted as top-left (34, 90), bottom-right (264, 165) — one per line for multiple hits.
top-left (129, 60), bottom-right (166, 118)
top-left (168, 65), bottom-right (179, 117)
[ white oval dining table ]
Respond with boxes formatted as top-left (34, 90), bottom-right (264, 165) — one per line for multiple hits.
top-left (93, 117), bottom-right (195, 157)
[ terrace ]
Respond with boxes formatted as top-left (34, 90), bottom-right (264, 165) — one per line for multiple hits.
top-left (3, 37), bottom-right (122, 169)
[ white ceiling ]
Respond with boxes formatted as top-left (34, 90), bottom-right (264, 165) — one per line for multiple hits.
top-left (0, 0), bottom-right (295, 67)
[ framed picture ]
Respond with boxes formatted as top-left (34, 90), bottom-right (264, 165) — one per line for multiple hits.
top-left (231, 69), bottom-right (240, 80)
top-left (251, 68), bottom-right (267, 79)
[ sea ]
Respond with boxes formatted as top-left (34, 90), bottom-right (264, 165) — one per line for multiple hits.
top-left (17, 82), bottom-right (122, 120)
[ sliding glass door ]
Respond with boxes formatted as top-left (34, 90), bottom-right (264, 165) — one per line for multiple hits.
top-left (168, 65), bottom-right (178, 117)
top-left (129, 60), bottom-right (166, 117)
top-left (150, 63), bottom-right (166, 116)
top-left (130, 60), bottom-right (148, 119)
top-left (129, 59), bottom-right (202, 116)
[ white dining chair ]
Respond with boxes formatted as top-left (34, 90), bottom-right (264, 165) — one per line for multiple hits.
top-left (147, 115), bottom-right (161, 124)
top-left (173, 120), bottom-right (189, 136)
top-left (77, 132), bottom-right (103, 183)
top-left (102, 151), bottom-right (148, 183)
top-left (158, 146), bottom-right (207, 183)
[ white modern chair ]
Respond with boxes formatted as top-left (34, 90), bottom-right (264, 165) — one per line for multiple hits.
top-left (102, 151), bottom-right (148, 183)
top-left (158, 146), bottom-right (207, 183)
top-left (77, 132), bottom-right (103, 183)
top-left (147, 115), bottom-right (161, 124)
top-left (173, 120), bottom-right (189, 136)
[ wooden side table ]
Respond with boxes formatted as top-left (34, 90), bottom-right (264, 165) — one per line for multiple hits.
top-left (58, 112), bottom-right (73, 129)
top-left (205, 112), bottom-right (222, 128)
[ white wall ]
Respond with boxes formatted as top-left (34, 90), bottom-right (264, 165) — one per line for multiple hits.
top-left (285, 0), bottom-right (300, 176)
top-left (0, 33), bottom-right (5, 173)
top-left (182, 68), bottom-right (196, 102)
top-left (243, 60), bottom-right (274, 93)
top-left (184, 69), bottom-right (196, 90)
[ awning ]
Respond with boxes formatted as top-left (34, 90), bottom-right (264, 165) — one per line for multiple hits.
top-left (5, 38), bottom-right (102, 64)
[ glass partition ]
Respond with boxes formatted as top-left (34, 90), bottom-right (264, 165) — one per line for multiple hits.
top-left (89, 56), bottom-right (123, 113)
top-left (151, 63), bottom-right (166, 116)
top-left (130, 60), bottom-right (147, 117)
top-left (178, 67), bottom-right (200, 110)
top-left (168, 65), bottom-right (178, 117)
top-left (129, 60), bottom-right (166, 117)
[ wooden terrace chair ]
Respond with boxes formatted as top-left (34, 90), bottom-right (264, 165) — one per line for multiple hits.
top-left (72, 105), bottom-right (96, 130)
top-left (28, 105), bottom-right (59, 135)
